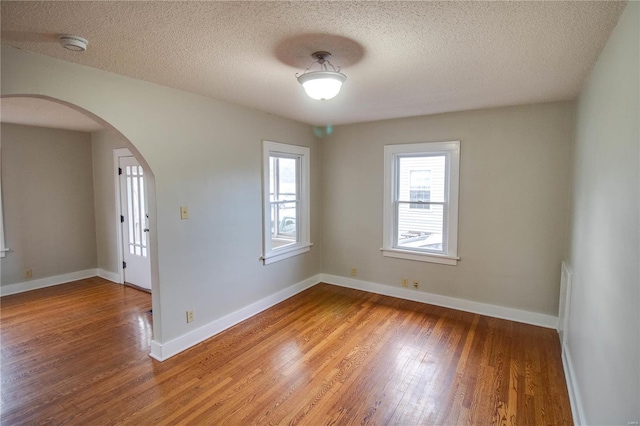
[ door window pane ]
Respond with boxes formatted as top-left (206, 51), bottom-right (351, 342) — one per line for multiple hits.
top-left (125, 164), bottom-right (147, 258)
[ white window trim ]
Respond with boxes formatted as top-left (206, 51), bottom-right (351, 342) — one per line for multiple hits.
top-left (261, 141), bottom-right (311, 265)
top-left (382, 141), bottom-right (460, 265)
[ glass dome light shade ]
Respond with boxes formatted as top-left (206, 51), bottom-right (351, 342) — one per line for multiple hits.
top-left (297, 71), bottom-right (346, 100)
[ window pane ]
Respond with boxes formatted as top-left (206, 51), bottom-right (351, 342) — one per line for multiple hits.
top-left (132, 173), bottom-right (140, 246)
top-left (277, 157), bottom-right (297, 201)
top-left (270, 201), bottom-right (298, 249)
top-left (127, 175), bottom-right (134, 248)
top-left (268, 155), bottom-right (300, 250)
top-left (397, 203), bottom-right (444, 252)
top-left (139, 174), bottom-right (147, 251)
top-left (410, 189), bottom-right (431, 209)
top-left (269, 157), bottom-right (276, 202)
top-left (398, 155), bottom-right (446, 203)
top-left (410, 170), bottom-right (430, 188)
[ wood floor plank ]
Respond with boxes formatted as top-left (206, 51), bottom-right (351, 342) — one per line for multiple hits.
top-left (0, 278), bottom-right (573, 425)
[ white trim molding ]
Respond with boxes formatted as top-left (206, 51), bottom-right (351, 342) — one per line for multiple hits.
top-left (261, 141), bottom-right (311, 266)
top-left (557, 261), bottom-right (583, 425)
top-left (381, 247), bottom-right (459, 265)
top-left (0, 269), bottom-right (98, 297)
top-left (320, 273), bottom-right (559, 329)
top-left (97, 268), bottom-right (121, 284)
top-left (149, 274), bottom-right (321, 361)
top-left (562, 344), bottom-right (586, 425)
top-left (261, 243), bottom-right (313, 265)
top-left (382, 141), bottom-right (461, 266)
top-left (113, 148), bottom-right (133, 286)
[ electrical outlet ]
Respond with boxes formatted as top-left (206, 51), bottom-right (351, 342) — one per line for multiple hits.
top-left (24, 269), bottom-right (32, 279)
top-left (180, 206), bottom-right (189, 220)
top-left (186, 310), bottom-right (195, 323)
top-left (350, 267), bottom-right (357, 277)
top-left (413, 280), bottom-right (419, 289)
top-left (402, 277), bottom-right (409, 287)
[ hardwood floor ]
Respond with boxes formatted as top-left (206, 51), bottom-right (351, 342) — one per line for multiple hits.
top-left (0, 278), bottom-right (572, 425)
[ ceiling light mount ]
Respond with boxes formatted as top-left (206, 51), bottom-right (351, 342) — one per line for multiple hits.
top-left (58, 34), bottom-right (88, 52)
top-left (296, 51), bottom-right (346, 101)
top-left (310, 51), bottom-right (332, 63)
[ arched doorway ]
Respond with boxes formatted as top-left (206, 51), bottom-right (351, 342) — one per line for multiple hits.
top-left (0, 94), bottom-right (160, 350)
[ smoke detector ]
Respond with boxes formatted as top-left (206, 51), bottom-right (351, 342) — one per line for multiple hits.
top-left (58, 34), bottom-right (88, 52)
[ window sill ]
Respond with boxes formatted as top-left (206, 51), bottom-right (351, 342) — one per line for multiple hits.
top-left (381, 248), bottom-right (459, 265)
top-left (262, 243), bottom-right (313, 265)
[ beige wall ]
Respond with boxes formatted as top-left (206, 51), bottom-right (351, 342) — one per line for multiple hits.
top-left (0, 123), bottom-right (97, 285)
top-left (1, 46), bottom-right (322, 346)
top-left (91, 129), bottom-right (130, 276)
top-left (567, 2), bottom-right (639, 424)
top-left (322, 101), bottom-right (574, 316)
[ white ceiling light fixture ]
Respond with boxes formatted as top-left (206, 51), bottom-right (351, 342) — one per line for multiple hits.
top-left (296, 51), bottom-right (346, 101)
top-left (58, 34), bottom-right (88, 52)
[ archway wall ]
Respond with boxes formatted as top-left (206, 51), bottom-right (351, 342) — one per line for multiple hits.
top-left (1, 46), bottom-right (322, 353)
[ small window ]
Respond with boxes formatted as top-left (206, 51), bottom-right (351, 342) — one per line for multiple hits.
top-left (382, 141), bottom-right (460, 265)
top-left (262, 141), bottom-right (311, 265)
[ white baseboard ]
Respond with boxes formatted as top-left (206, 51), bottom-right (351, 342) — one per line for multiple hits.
top-left (149, 274), bottom-right (321, 362)
top-left (320, 274), bottom-right (559, 329)
top-left (562, 343), bottom-right (586, 425)
top-left (149, 272), bottom-right (559, 361)
top-left (149, 341), bottom-right (163, 362)
top-left (0, 269), bottom-right (98, 296)
top-left (97, 268), bottom-right (121, 284)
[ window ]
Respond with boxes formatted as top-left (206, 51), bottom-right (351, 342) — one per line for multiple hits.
top-left (382, 141), bottom-right (460, 265)
top-left (409, 170), bottom-right (431, 210)
top-left (262, 141), bottom-right (311, 265)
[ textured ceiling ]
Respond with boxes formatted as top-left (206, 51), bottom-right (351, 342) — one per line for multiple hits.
top-left (0, 1), bottom-right (626, 127)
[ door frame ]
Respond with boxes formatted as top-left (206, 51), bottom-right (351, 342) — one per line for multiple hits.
top-left (114, 148), bottom-right (131, 285)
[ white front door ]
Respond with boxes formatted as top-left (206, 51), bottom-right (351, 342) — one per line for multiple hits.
top-left (119, 156), bottom-right (151, 290)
